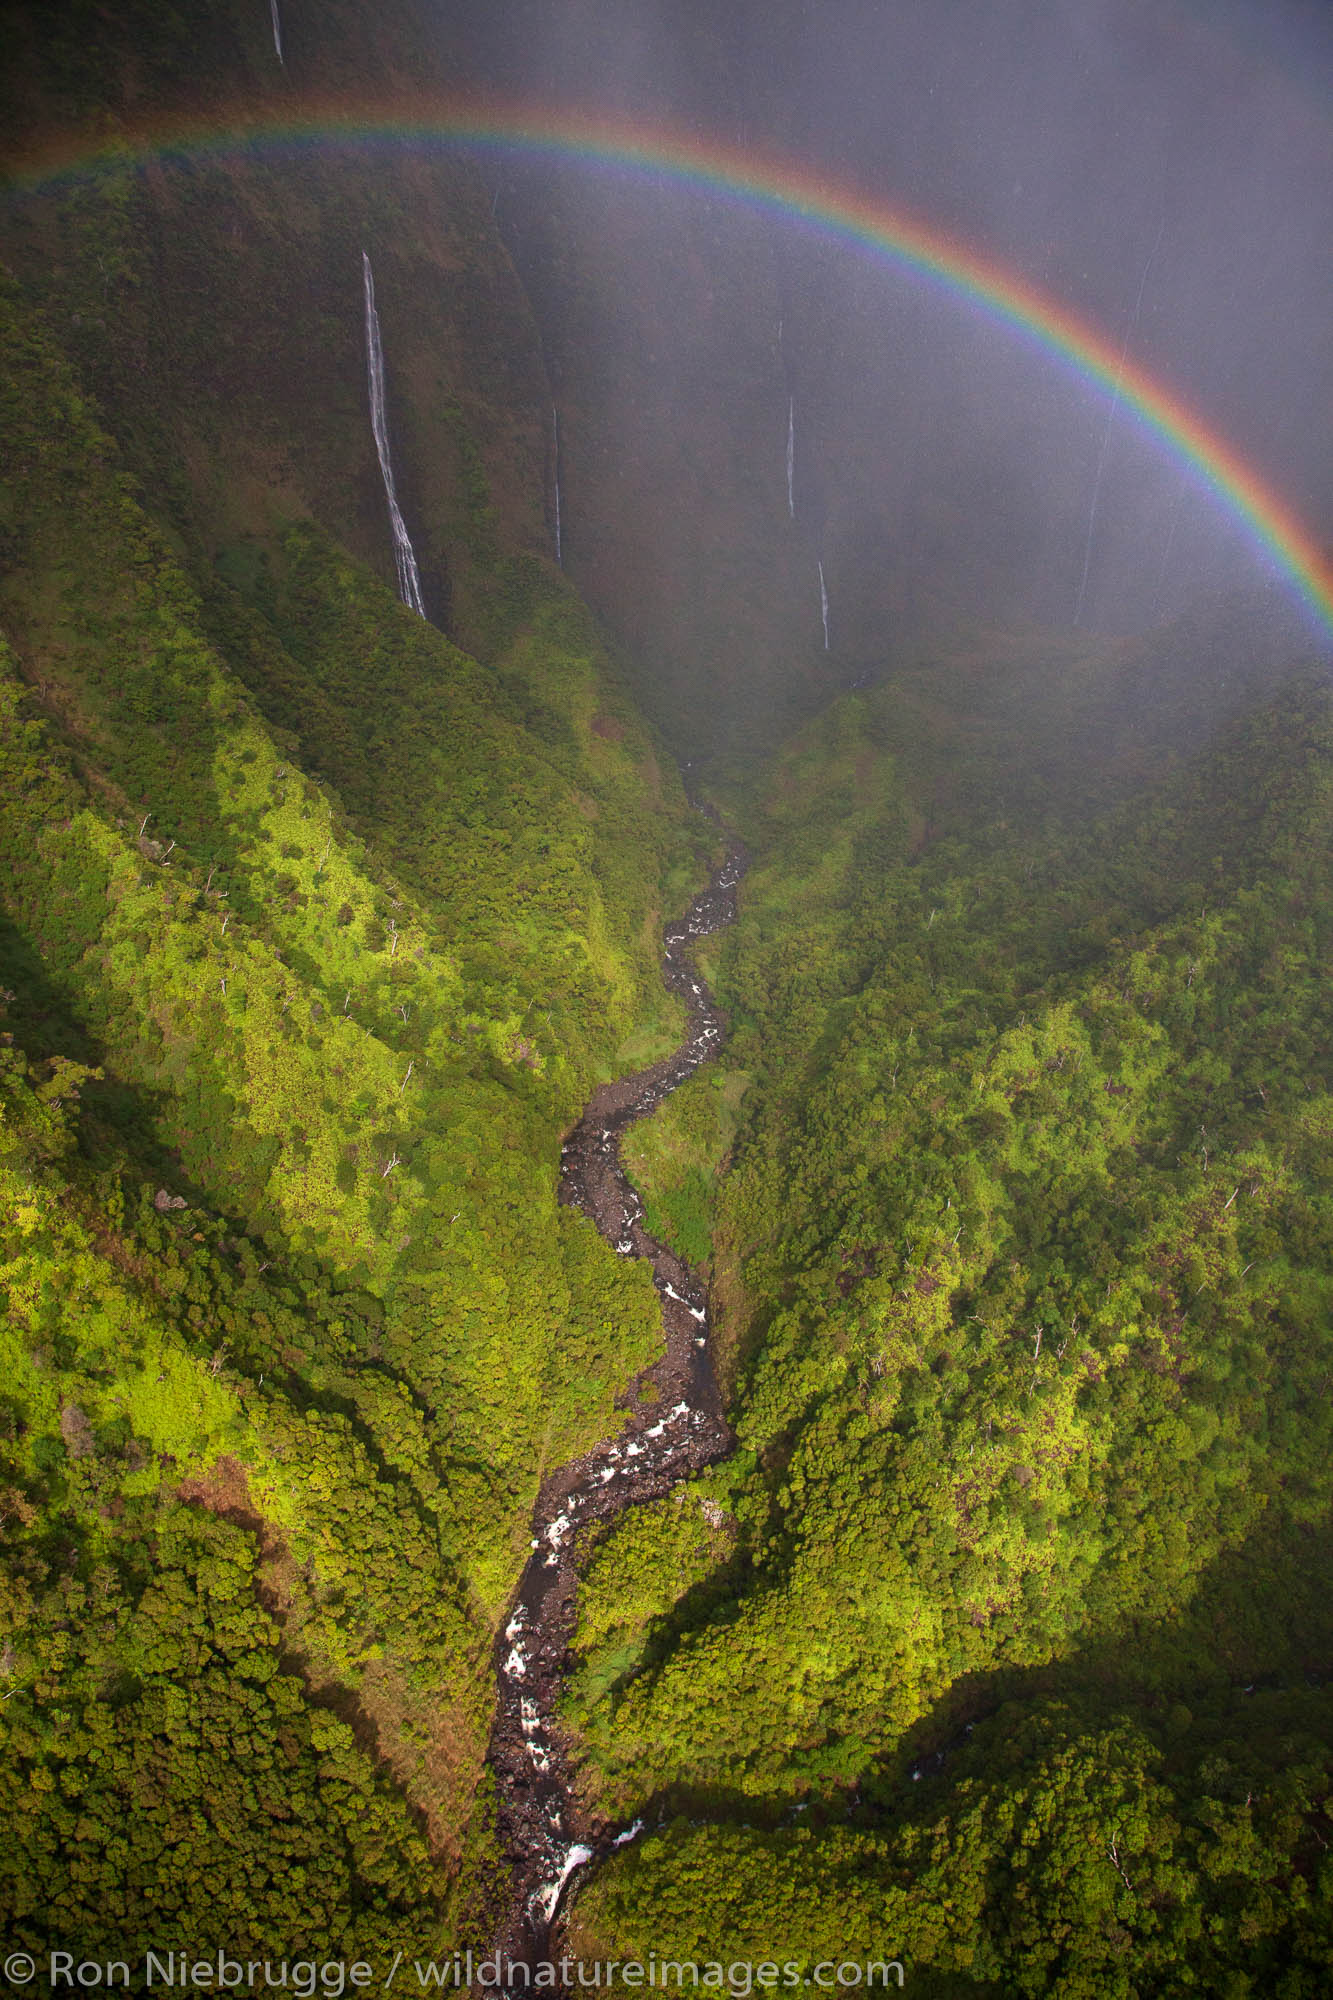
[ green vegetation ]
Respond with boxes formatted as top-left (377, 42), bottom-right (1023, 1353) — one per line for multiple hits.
top-left (567, 1483), bottom-right (737, 1716)
top-left (4, 1), bottom-right (1333, 1986)
top-left (577, 1687), bottom-right (1333, 1995)
top-left (568, 654), bottom-right (1333, 1991)
top-left (621, 1067), bottom-right (750, 1269)
top-left (0, 1039), bottom-right (472, 1947)
top-left (0, 1), bottom-right (708, 1948)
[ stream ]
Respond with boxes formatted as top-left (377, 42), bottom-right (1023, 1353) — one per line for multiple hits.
top-left (485, 842), bottom-right (745, 1979)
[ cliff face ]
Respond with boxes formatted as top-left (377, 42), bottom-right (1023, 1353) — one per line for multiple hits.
top-left (435, 0), bottom-right (1333, 760)
top-left (0, 0), bottom-right (563, 661)
top-left (411, 4), bottom-right (1095, 757)
top-left (0, 0), bottom-right (706, 1952)
top-left (11, 0), bottom-right (1321, 775)
top-left (3, 0), bottom-right (1331, 1974)
top-left (496, 165), bottom-right (1104, 755)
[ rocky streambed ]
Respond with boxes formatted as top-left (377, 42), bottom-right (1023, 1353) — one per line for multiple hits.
top-left (485, 844), bottom-right (745, 1975)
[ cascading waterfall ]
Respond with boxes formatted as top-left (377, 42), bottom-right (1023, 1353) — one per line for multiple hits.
top-left (1073, 217), bottom-right (1164, 626)
top-left (268, 0), bottom-right (283, 63)
top-left (786, 397), bottom-right (795, 518)
top-left (361, 252), bottom-right (426, 618)
top-left (818, 558), bottom-right (830, 650)
top-left (552, 407), bottom-right (563, 566)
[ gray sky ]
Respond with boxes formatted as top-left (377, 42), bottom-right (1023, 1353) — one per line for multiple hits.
top-left (438, 0), bottom-right (1333, 671)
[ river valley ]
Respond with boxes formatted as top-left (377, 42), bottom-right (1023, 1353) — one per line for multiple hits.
top-left (485, 844), bottom-right (745, 1976)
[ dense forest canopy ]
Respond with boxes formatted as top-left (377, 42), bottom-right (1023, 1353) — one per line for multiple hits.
top-left (1, 0), bottom-right (1331, 1994)
top-left (580, 650), bottom-right (1333, 1991)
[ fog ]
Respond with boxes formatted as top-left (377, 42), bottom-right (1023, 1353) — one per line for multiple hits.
top-left (435, 0), bottom-right (1333, 732)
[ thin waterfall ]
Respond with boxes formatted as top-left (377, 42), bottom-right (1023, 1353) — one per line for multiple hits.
top-left (818, 560), bottom-right (830, 651)
top-left (269, 0), bottom-right (283, 63)
top-left (1150, 464), bottom-right (1191, 616)
top-left (552, 407), bottom-right (563, 566)
top-left (786, 398), bottom-right (795, 518)
top-left (361, 252), bottom-right (426, 618)
top-left (1074, 218), bottom-right (1164, 625)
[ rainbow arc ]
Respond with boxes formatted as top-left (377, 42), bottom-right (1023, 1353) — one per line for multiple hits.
top-left (6, 93), bottom-right (1332, 638)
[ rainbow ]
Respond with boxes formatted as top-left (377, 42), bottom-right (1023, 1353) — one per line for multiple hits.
top-left (6, 93), bottom-right (1333, 638)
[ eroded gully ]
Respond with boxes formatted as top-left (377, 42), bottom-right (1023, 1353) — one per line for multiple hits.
top-left (485, 842), bottom-right (745, 1979)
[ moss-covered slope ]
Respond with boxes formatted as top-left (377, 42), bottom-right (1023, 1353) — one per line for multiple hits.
top-left (568, 643), bottom-right (1333, 1992)
top-left (0, 0), bottom-right (708, 1955)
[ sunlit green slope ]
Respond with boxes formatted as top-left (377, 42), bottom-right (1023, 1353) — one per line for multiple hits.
top-left (0, 6), bottom-right (708, 1944)
top-left (573, 639), bottom-right (1333, 1993)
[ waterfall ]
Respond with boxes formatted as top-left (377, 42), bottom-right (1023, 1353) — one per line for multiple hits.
top-left (1151, 463), bottom-right (1191, 616)
top-left (552, 407), bottom-right (563, 566)
top-left (786, 397), bottom-right (795, 519)
top-left (1074, 218), bottom-right (1164, 625)
top-left (269, 0), bottom-right (283, 63)
top-left (361, 252), bottom-right (426, 618)
top-left (818, 560), bottom-right (830, 651)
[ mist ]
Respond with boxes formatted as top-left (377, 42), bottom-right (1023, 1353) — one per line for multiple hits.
top-left (435, 0), bottom-right (1333, 739)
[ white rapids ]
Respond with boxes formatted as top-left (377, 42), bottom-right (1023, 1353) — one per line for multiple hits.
top-left (361, 251), bottom-right (427, 618)
top-left (530, 1844), bottom-right (595, 1924)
